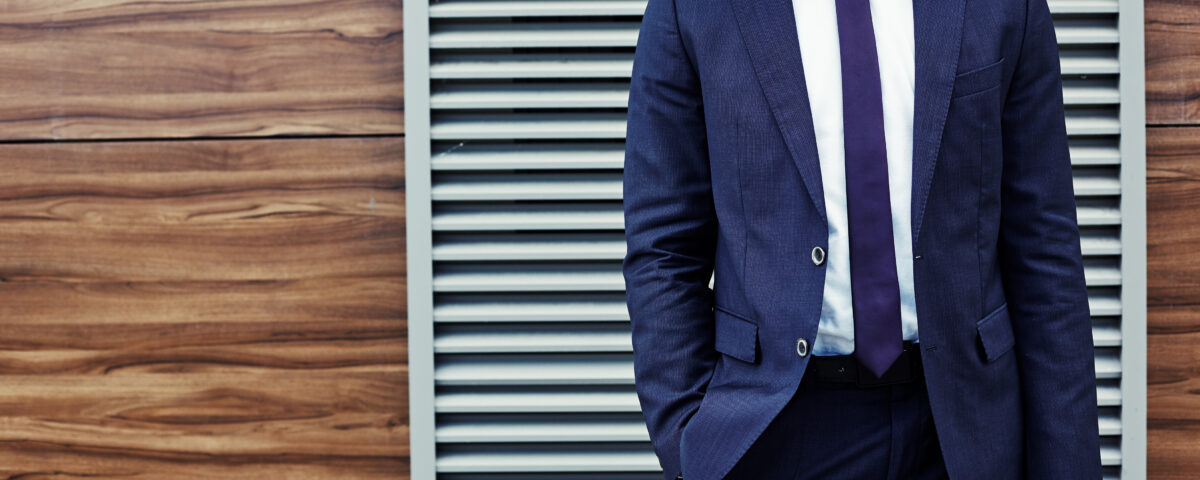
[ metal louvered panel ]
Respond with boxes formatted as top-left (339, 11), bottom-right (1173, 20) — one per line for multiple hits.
top-left (408, 0), bottom-right (1145, 478)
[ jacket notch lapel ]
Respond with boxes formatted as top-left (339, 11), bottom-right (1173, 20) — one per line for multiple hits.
top-left (728, 0), bottom-right (827, 223)
top-left (727, 0), bottom-right (967, 244)
top-left (910, 0), bottom-right (967, 247)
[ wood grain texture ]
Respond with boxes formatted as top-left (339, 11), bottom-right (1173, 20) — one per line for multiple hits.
top-left (1146, 0), bottom-right (1200, 124)
top-left (0, 137), bottom-right (409, 477)
top-left (0, 0), bottom-right (404, 140)
top-left (1147, 126), bottom-right (1200, 479)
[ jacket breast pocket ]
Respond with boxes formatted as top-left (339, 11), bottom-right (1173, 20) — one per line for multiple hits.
top-left (952, 56), bottom-right (1004, 99)
top-left (713, 305), bottom-right (758, 363)
top-left (976, 301), bottom-right (1015, 363)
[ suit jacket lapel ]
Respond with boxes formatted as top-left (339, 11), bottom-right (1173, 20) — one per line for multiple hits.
top-left (728, 0), bottom-right (966, 246)
top-left (910, 0), bottom-right (966, 247)
top-left (729, 0), bottom-right (827, 223)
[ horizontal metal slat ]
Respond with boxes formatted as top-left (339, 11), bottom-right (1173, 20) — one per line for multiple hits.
top-left (430, 79), bottom-right (1108, 109)
top-left (431, 251), bottom-right (1113, 292)
top-left (441, 412), bottom-right (1117, 443)
top-left (1095, 349), bottom-right (1121, 379)
top-left (435, 262), bottom-right (624, 292)
top-left (433, 113), bottom-right (628, 140)
top-left (436, 442), bottom-right (1121, 471)
top-left (1088, 292), bottom-right (1121, 317)
top-left (435, 354), bottom-right (634, 386)
top-left (1066, 108), bottom-right (1121, 135)
top-left (1062, 78), bottom-right (1120, 105)
top-left (1059, 48), bottom-right (1120, 75)
top-left (435, 232), bottom-right (625, 261)
top-left (430, 22), bottom-right (640, 49)
top-left (433, 172), bottom-right (623, 201)
top-left (433, 139), bottom-right (1108, 170)
top-left (1080, 229), bottom-right (1122, 256)
top-left (434, 324), bottom-right (1121, 355)
top-left (1049, 0), bottom-right (1120, 13)
top-left (435, 351), bottom-right (1118, 386)
top-left (436, 323), bottom-right (632, 353)
top-left (434, 229), bottom-right (1113, 261)
top-left (1054, 19), bottom-right (1120, 45)
top-left (1075, 200), bottom-right (1120, 226)
top-left (432, 53), bottom-right (635, 79)
top-left (1093, 318), bottom-right (1121, 347)
top-left (1084, 259), bottom-right (1121, 286)
top-left (438, 414), bottom-right (649, 442)
top-left (431, 110), bottom-right (1113, 140)
top-left (432, 216), bottom-right (1110, 257)
top-left (437, 387), bottom-right (640, 413)
top-left (431, 167), bottom-right (1111, 202)
top-left (1073, 168), bottom-right (1121, 196)
top-left (1098, 409), bottom-right (1122, 436)
top-left (430, 0), bottom-right (649, 17)
top-left (442, 474), bottom-right (663, 480)
top-left (1101, 439), bottom-right (1121, 466)
top-left (428, 0), bottom-right (1115, 18)
top-left (437, 445), bottom-right (660, 473)
top-left (1069, 138), bottom-right (1121, 165)
top-left (435, 293), bottom-right (629, 322)
top-left (437, 384), bottom-right (1117, 414)
top-left (427, 140), bottom-right (1108, 172)
top-left (432, 142), bottom-right (626, 170)
top-left (1097, 380), bottom-right (1121, 406)
top-left (433, 203), bottom-right (625, 231)
top-left (425, 138), bottom-right (1108, 170)
top-left (433, 82), bottom-right (630, 109)
top-left (433, 50), bottom-right (1110, 79)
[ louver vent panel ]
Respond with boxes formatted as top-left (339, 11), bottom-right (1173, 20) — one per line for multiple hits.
top-left (417, 0), bottom-right (1131, 477)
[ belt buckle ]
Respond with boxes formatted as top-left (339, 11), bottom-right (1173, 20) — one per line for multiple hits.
top-left (854, 350), bottom-right (914, 388)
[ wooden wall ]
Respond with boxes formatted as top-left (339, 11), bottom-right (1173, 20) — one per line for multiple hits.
top-left (1147, 0), bottom-right (1200, 477)
top-left (0, 1), bottom-right (408, 477)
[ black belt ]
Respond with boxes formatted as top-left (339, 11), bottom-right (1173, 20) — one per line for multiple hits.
top-left (806, 340), bottom-right (923, 388)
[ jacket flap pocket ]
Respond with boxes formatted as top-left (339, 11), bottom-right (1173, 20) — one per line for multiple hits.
top-left (952, 56), bottom-right (1004, 98)
top-left (976, 302), bottom-right (1015, 363)
top-left (713, 305), bottom-right (758, 363)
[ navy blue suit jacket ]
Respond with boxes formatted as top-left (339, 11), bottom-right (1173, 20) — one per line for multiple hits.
top-left (621, 0), bottom-right (1102, 478)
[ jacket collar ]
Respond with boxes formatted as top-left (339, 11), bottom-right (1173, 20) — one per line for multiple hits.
top-left (728, 0), bottom-right (966, 247)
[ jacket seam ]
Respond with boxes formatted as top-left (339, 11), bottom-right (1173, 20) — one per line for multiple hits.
top-left (737, 120), bottom-right (749, 297)
top-left (668, 0), bottom-right (701, 80)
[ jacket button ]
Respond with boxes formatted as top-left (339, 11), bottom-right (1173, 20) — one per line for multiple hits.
top-left (811, 246), bottom-right (826, 266)
top-left (795, 338), bottom-right (809, 357)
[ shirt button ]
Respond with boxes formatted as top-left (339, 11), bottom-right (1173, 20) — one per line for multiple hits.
top-left (795, 338), bottom-right (809, 357)
top-left (811, 246), bottom-right (826, 266)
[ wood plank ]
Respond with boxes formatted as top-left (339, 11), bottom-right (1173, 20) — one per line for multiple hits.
top-left (0, 137), bottom-right (404, 281)
top-left (0, 0), bottom-right (403, 140)
top-left (0, 137), bottom-right (408, 477)
top-left (1148, 126), bottom-right (1200, 479)
top-left (1146, 0), bottom-right (1200, 124)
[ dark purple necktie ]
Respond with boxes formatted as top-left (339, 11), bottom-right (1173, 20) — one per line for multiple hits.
top-left (835, 0), bottom-right (903, 378)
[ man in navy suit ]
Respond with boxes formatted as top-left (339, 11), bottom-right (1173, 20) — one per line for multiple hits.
top-left (621, 0), bottom-right (1102, 478)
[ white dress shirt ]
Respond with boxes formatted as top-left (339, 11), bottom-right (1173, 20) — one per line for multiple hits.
top-left (793, 0), bottom-right (920, 355)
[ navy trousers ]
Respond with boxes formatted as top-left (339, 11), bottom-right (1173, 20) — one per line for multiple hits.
top-left (721, 353), bottom-right (949, 480)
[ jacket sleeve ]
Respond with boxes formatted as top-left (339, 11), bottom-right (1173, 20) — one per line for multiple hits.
top-left (621, 0), bottom-right (717, 478)
top-left (997, 0), bottom-right (1103, 476)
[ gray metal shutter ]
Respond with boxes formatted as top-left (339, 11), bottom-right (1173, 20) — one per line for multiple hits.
top-left (403, 0), bottom-right (1147, 478)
